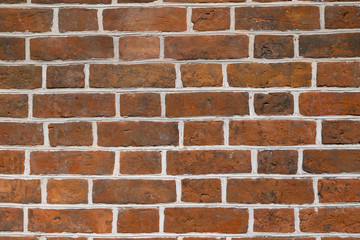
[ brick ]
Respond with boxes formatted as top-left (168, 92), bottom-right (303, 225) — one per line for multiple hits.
top-left (0, 238), bottom-right (40, 240)
top-left (227, 178), bottom-right (314, 204)
top-left (184, 121), bottom-right (224, 146)
top-left (0, 122), bottom-right (43, 145)
top-left (254, 93), bottom-right (294, 115)
top-left (318, 179), bottom-right (360, 203)
top-left (47, 65), bottom-right (85, 88)
top-left (0, 65), bottom-right (42, 89)
top-left (98, 121), bottom-right (178, 147)
top-left (0, 0), bottom-right (25, 2)
top-left (119, 36), bottom-right (160, 61)
top-left (0, 38), bottom-right (25, 61)
top-left (181, 64), bottom-right (222, 87)
top-left (229, 120), bottom-right (316, 145)
top-left (97, 238), bottom-right (174, 240)
top-left (254, 208), bottom-right (295, 232)
top-left (165, 0), bottom-right (245, 2)
top-left (300, 207), bottom-right (360, 233)
top-left (93, 179), bottom-right (176, 204)
top-left (167, 150), bottom-right (251, 175)
top-left (236, 6), bottom-right (320, 30)
top-left (0, 150), bottom-right (24, 174)
top-left (0, 9), bottom-right (52, 32)
top-left (47, 238), bottom-right (87, 240)
top-left (49, 122), bottom-right (92, 146)
top-left (322, 120), bottom-right (360, 144)
top-left (299, 92), bottom-right (360, 116)
top-left (0, 94), bottom-right (28, 118)
top-left (28, 209), bottom-right (112, 233)
top-left (47, 179), bottom-right (88, 204)
top-left (33, 93), bottom-right (115, 118)
top-left (166, 92), bottom-right (248, 117)
top-left (317, 62), bottom-right (360, 87)
top-left (181, 179), bottom-right (221, 203)
top-left (59, 8), bottom-right (98, 32)
top-left (184, 239), bottom-right (225, 240)
top-left (117, 208), bottom-right (159, 233)
top-left (254, 35), bottom-right (294, 59)
top-left (0, 208), bottom-right (23, 231)
top-left (258, 150), bottom-right (298, 174)
top-left (0, 179), bottom-right (40, 203)
top-left (120, 93), bottom-right (161, 117)
top-left (33, 0), bottom-right (110, 3)
top-left (325, 6), bottom-right (360, 29)
top-left (90, 63), bottom-right (175, 88)
top-left (322, 238), bottom-right (360, 240)
top-left (30, 151), bottom-right (114, 175)
top-left (303, 150), bottom-right (360, 174)
top-left (103, 7), bottom-right (186, 32)
top-left (118, 0), bottom-right (156, 1)
top-left (30, 36), bottom-right (113, 61)
top-left (120, 151), bottom-right (162, 175)
top-left (164, 208), bottom-right (248, 233)
top-left (165, 35), bottom-right (248, 60)
top-left (299, 33), bottom-right (360, 58)
top-left (192, 8), bottom-right (230, 31)
top-left (227, 62), bottom-right (311, 88)
top-left (235, 238), bottom-right (314, 240)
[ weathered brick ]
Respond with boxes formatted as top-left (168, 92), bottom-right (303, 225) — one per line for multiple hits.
top-left (0, 151), bottom-right (24, 174)
top-left (47, 65), bottom-right (85, 88)
top-left (192, 8), bottom-right (230, 31)
top-left (49, 122), bottom-right (93, 146)
top-left (254, 35), bottom-right (294, 59)
top-left (318, 178), bottom-right (360, 203)
top-left (0, 238), bottom-right (40, 240)
top-left (165, 0), bottom-right (245, 2)
top-left (325, 6), bottom-right (360, 29)
top-left (181, 179), bottom-right (221, 203)
top-left (120, 93), bottom-right (161, 117)
top-left (33, 0), bottom-right (110, 3)
top-left (117, 208), bottom-right (159, 233)
top-left (254, 208), bottom-right (295, 232)
top-left (0, 122), bottom-right (43, 145)
top-left (30, 151), bottom-right (114, 175)
top-left (0, 38), bottom-right (25, 61)
top-left (0, 66), bottom-right (42, 89)
top-left (164, 208), bottom-right (248, 233)
top-left (93, 179), bottom-right (176, 204)
top-left (0, 179), bottom-right (40, 203)
top-left (119, 36), bottom-right (160, 61)
top-left (47, 179), bottom-right (88, 204)
top-left (120, 151), bottom-right (162, 175)
top-left (227, 178), bottom-right (314, 204)
top-left (322, 120), bottom-right (360, 144)
top-left (184, 121), bottom-right (224, 146)
top-left (59, 8), bottom-right (98, 32)
top-left (0, 208), bottom-right (23, 231)
top-left (98, 121), bottom-right (178, 147)
top-left (317, 62), bottom-right (360, 87)
top-left (167, 150), bottom-right (251, 175)
top-left (47, 238), bottom-right (87, 240)
top-left (258, 150), bottom-right (298, 174)
top-left (254, 93), bottom-right (294, 115)
top-left (181, 64), bottom-right (222, 87)
top-left (227, 63), bottom-right (311, 88)
top-left (0, 94), bottom-right (28, 118)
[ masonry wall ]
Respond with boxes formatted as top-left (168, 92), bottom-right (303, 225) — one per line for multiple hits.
top-left (0, 0), bottom-right (360, 239)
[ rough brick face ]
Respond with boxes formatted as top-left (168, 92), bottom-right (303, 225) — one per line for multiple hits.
top-left (119, 36), bottom-right (160, 61)
top-left (0, 38), bottom-right (25, 61)
top-left (48, 122), bottom-right (93, 146)
top-left (257, 150), bottom-right (298, 174)
top-left (254, 35), bottom-right (294, 59)
top-left (0, 151), bottom-right (24, 174)
top-left (317, 62), bottom-right (360, 87)
top-left (192, 8), bottom-right (230, 31)
top-left (0, 179), bottom-right (41, 203)
top-left (120, 93), bottom-right (161, 117)
top-left (0, 122), bottom-right (43, 145)
top-left (0, 94), bottom-right (28, 118)
top-left (59, 8), bottom-right (98, 32)
top-left (254, 93), bottom-right (294, 115)
top-left (0, 208), bottom-right (23, 231)
top-left (318, 179), bottom-right (360, 203)
top-left (181, 64), bottom-right (222, 87)
top-left (120, 151), bottom-right (162, 175)
top-left (47, 65), bottom-right (85, 88)
top-left (184, 121), bottom-right (224, 146)
top-left (117, 208), bottom-right (159, 233)
top-left (322, 120), bottom-right (360, 144)
top-left (325, 6), bottom-right (360, 29)
top-left (181, 179), bottom-right (222, 203)
top-left (47, 179), bottom-right (88, 204)
top-left (254, 208), bottom-right (295, 232)
top-left (0, 66), bottom-right (42, 89)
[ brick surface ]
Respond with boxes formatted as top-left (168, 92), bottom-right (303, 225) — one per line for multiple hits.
top-left (47, 179), bottom-right (88, 204)
top-left (48, 122), bottom-right (93, 146)
top-left (47, 65), bottom-right (85, 88)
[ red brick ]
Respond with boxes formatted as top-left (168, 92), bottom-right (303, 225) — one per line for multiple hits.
top-left (47, 238), bottom-right (87, 240)
top-left (303, 150), bottom-right (360, 174)
top-left (119, 36), bottom-right (160, 61)
top-left (299, 92), bottom-right (360, 116)
top-left (47, 179), bottom-right (88, 204)
top-left (0, 0), bottom-right (25, 2)
top-left (93, 179), bottom-right (176, 204)
top-left (254, 93), bottom-right (294, 115)
top-left (235, 238), bottom-right (314, 240)
top-left (0, 65), bottom-right (42, 89)
top-left (120, 151), bottom-right (162, 175)
top-left (258, 150), bottom-right (298, 174)
top-left (166, 92), bottom-right (248, 117)
top-left (0, 179), bottom-right (40, 203)
top-left (0, 238), bottom-right (40, 240)
top-left (181, 64), bottom-right (222, 87)
top-left (33, 93), bottom-right (115, 118)
top-left (229, 120), bottom-right (316, 145)
top-left (0, 150), bottom-right (24, 174)
top-left (322, 238), bottom-right (360, 240)
top-left (59, 8), bottom-right (98, 32)
top-left (0, 122), bottom-right (43, 145)
top-left (322, 120), bottom-right (360, 144)
top-left (235, 6), bottom-right (320, 30)
top-left (118, 0), bottom-right (156, 2)
top-left (325, 6), bottom-right (360, 29)
top-left (184, 238), bottom-right (225, 240)
top-left (28, 209), bottom-right (112, 233)
top-left (254, 35), bottom-right (294, 59)
top-left (167, 150), bottom-right (251, 175)
top-left (0, 38), bottom-right (25, 61)
top-left (164, 0), bottom-right (245, 2)
top-left (0, 208), bottom-right (23, 231)
top-left (192, 8), bottom-right (230, 31)
top-left (30, 151), bottom-right (114, 175)
top-left (33, 0), bottom-right (110, 3)
top-left (0, 94), bottom-right (28, 118)
top-left (30, 36), bottom-right (113, 61)
top-left (227, 178), bottom-right (314, 204)
top-left (47, 65), bottom-right (85, 88)
top-left (165, 35), bottom-right (248, 60)
top-left (117, 208), bottom-right (159, 233)
top-left (0, 9), bottom-right (52, 32)
top-left (103, 7), bottom-right (186, 32)
top-left (254, 208), bottom-right (295, 232)
top-left (317, 62), bottom-right (360, 87)
top-left (120, 93), bottom-right (161, 117)
top-left (318, 178), bottom-right (360, 203)
top-left (98, 121), bottom-right (178, 147)
top-left (164, 208), bottom-right (248, 233)
top-left (227, 62), bottom-right (311, 87)
top-left (97, 238), bottom-right (174, 240)
top-left (90, 63), bottom-right (175, 88)
top-left (49, 122), bottom-right (93, 146)
top-left (300, 207), bottom-right (360, 233)
top-left (184, 121), bottom-right (223, 146)
top-left (181, 179), bottom-right (221, 203)
top-left (299, 33), bottom-right (360, 58)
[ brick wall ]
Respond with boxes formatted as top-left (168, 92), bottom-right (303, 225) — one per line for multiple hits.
top-left (0, 0), bottom-right (360, 239)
